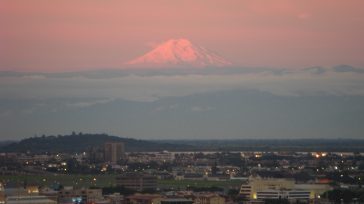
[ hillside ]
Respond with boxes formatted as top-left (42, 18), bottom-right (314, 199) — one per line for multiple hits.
top-left (0, 141), bottom-right (15, 148)
top-left (1, 133), bottom-right (190, 153)
top-left (2, 134), bottom-right (364, 153)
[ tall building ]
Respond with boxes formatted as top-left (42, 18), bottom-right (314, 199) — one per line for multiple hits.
top-left (104, 142), bottom-right (125, 164)
top-left (88, 146), bottom-right (105, 164)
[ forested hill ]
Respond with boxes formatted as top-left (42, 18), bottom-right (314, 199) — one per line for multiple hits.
top-left (2, 134), bottom-right (364, 153)
top-left (1, 133), bottom-right (190, 153)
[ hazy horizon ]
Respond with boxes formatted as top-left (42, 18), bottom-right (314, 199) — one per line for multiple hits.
top-left (2, 1), bottom-right (364, 71)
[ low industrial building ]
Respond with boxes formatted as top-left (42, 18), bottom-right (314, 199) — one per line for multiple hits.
top-left (239, 177), bottom-right (331, 203)
top-left (116, 173), bottom-right (158, 191)
top-left (6, 196), bottom-right (57, 204)
top-left (58, 187), bottom-right (103, 203)
top-left (161, 198), bottom-right (193, 204)
top-left (193, 193), bottom-right (225, 204)
top-left (126, 194), bottom-right (163, 204)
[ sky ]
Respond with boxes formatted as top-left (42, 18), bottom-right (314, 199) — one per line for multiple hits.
top-left (1, 1), bottom-right (364, 140)
top-left (1, 0), bottom-right (364, 71)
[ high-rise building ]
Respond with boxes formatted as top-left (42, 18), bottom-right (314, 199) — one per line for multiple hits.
top-left (104, 142), bottom-right (125, 164)
top-left (88, 146), bottom-right (105, 164)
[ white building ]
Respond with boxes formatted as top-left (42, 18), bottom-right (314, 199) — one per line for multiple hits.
top-left (6, 196), bottom-right (57, 204)
top-left (255, 189), bottom-right (311, 200)
top-left (239, 177), bottom-right (331, 202)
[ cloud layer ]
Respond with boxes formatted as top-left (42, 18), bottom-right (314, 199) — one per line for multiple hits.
top-left (1, 66), bottom-right (364, 140)
top-left (1, 66), bottom-right (364, 102)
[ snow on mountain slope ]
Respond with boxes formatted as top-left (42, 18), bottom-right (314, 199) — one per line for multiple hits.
top-left (126, 39), bottom-right (231, 68)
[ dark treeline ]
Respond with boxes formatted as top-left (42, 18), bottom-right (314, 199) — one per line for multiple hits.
top-left (1, 133), bottom-right (190, 153)
top-left (158, 139), bottom-right (364, 152)
top-left (2, 133), bottom-right (364, 153)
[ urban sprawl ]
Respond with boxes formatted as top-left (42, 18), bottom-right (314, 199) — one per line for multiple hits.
top-left (1, 142), bottom-right (364, 204)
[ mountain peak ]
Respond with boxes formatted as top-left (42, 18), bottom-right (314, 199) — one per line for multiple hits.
top-left (126, 38), bottom-right (232, 68)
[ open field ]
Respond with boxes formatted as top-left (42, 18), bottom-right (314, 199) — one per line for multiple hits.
top-left (0, 174), bottom-right (243, 189)
top-left (158, 179), bottom-right (243, 190)
top-left (0, 174), bottom-right (116, 188)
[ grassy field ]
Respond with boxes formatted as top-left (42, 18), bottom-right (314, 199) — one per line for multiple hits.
top-left (0, 174), bottom-right (243, 189)
top-left (158, 179), bottom-right (243, 189)
top-left (0, 174), bottom-right (116, 188)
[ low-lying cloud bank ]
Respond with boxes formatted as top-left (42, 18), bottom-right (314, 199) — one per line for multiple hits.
top-left (1, 65), bottom-right (364, 140)
top-left (0, 65), bottom-right (364, 102)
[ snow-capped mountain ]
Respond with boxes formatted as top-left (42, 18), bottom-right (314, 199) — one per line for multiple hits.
top-left (126, 38), bottom-right (231, 68)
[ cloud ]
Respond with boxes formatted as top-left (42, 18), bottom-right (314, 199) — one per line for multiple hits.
top-left (2, 89), bottom-right (364, 140)
top-left (191, 106), bottom-right (215, 112)
top-left (153, 104), bottom-right (179, 112)
top-left (0, 67), bottom-right (364, 103)
top-left (65, 98), bottom-right (115, 108)
top-left (1, 66), bottom-right (364, 140)
top-left (332, 65), bottom-right (364, 73)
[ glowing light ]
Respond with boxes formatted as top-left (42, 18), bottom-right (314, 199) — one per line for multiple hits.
top-left (255, 154), bottom-right (262, 158)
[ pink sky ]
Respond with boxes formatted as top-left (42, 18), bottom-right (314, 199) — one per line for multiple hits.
top-left (1, 0), bottom-right (364, 71)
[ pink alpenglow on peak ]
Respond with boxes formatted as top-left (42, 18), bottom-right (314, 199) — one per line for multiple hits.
top-left (126, 39), bottom-right (232, 68)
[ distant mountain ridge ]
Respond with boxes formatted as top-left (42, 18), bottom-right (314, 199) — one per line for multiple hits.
top-left (1, 133), bottom-right (190, 153)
